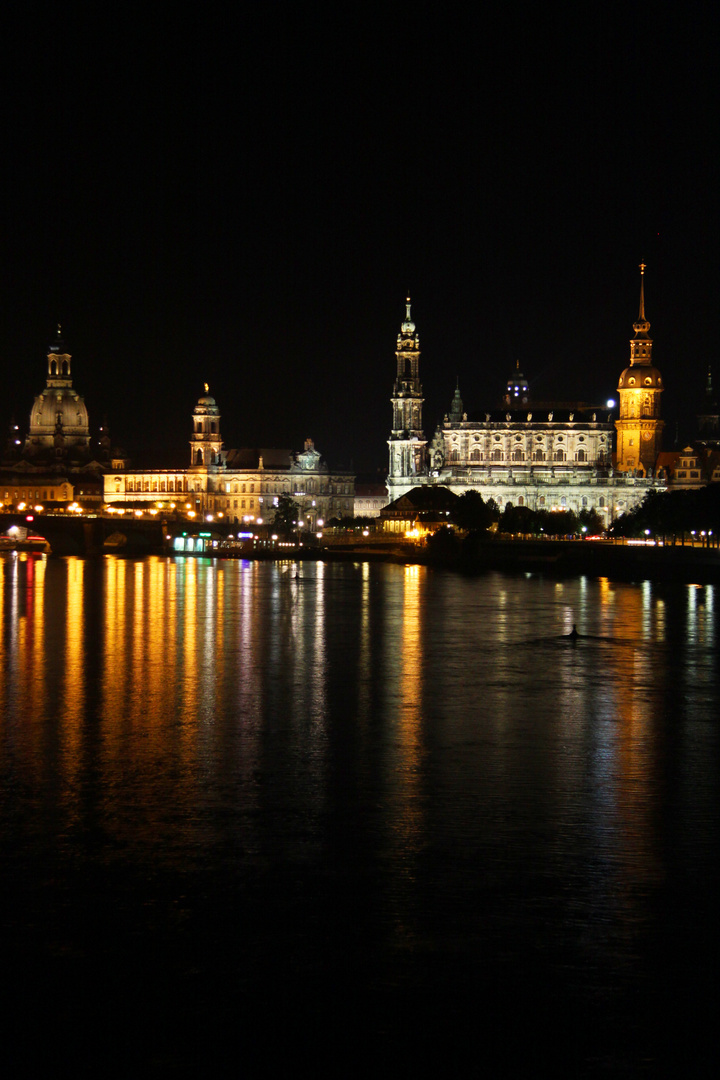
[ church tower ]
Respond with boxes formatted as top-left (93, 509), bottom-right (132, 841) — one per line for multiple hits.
top-left (615, 265), bottom-right (664, 474)
top-left (388, 298), bottom-right (426, 498)
top-left (190, 385), bottom-right (224, 468)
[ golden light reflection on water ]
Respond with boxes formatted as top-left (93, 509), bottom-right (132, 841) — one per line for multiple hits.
top-left (1, 557), bottom-right (718, 914)
top-left (384, 564), bottom-right (426, 950)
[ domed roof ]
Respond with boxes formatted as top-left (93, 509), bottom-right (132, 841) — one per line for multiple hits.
top-left (29, 386), bottom-right (90, 435)
top-left (618, 365), bottom-right (663, 390)
top-left (195, 383), bottom-right (219, 411)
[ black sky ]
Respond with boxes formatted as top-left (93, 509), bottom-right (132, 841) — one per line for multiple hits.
top-left (1, 2), bottom-right (717, 471)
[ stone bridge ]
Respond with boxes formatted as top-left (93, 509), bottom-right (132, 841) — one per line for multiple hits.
top-left (2, 512), bottom-right (168, 556)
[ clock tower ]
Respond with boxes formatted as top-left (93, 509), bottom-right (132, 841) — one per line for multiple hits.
top-left (615, 265), bottom-right (664, 474)
top-left (388, 298), bottom-right (427, 499)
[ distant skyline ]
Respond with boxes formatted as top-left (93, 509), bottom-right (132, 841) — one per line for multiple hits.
top-left (2, 4), bottom-right (717, 471)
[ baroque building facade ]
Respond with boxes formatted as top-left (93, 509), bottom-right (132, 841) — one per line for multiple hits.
top-left (104, 388), bottom-right (354, 528)
top-left (387, 272), bottom-right (666, 524)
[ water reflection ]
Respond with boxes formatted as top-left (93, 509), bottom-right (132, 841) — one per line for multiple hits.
top-left (0, 554), bottom-right (718, 1072)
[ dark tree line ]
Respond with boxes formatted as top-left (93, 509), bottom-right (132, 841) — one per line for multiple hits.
top-left (447, 491), bottom-right (603, 537)
top-left (609, 485), bottom-right (720, 542)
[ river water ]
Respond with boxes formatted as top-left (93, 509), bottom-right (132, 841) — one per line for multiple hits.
top-left (1, 554), bottom-right (718, 1076)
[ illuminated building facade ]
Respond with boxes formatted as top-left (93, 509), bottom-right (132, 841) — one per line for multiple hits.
top-left (2, 475), bottom-right (74, 509)
top-left (104, 389), bottom-right (354, 527)
top-left (387, 276), bottom-right (666, 523)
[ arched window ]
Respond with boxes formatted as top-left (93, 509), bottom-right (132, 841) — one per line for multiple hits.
top-left (554, 449), bottom-right (565, 462)
top-left (518, 496), bottom-right (524, 506)
top-left (450, 449), bottom-right (460, 463)
top-left (512, 449), bottom-right (523, 462)
top-left (196, 449), bottom-right (203, 465)
top-left (599, 496), bottom-right (605, 508)
top-left (533, 450), bottom-right (545, 462)
top-left (470, 448), bottom-right (480, 462)
top-left (576, 449), bottom-right (586, 462)
top-left (492, 448), bottom-right (503, 462)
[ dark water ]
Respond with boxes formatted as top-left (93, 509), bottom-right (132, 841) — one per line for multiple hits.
top-left (1, 554), bottom-right (718, 1076)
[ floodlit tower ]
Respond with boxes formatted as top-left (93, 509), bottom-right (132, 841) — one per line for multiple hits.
top-left (615, 264), bottom-right (664, 473)
top-left (190, 384), bottom-right (223, 467)
top-left (388, 297), bottom-right (426, 497)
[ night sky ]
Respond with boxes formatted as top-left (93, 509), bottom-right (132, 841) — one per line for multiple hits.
top-left (2, 3), bottom-right (717, 472)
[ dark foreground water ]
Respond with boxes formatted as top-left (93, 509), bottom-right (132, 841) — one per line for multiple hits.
top-left (1, 554), bottom-right (718, 1076)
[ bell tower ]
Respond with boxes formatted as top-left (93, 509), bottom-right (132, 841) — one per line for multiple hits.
top-left (388, 298), bottom-right (426, 498)
top-left (615, 265), bottom-right (664, 474)
top-left (190, 385), bottom-right (224, 468)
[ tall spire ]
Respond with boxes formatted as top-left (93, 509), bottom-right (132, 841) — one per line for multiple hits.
top-left (633, 262), bottom-right (651, 340)
top-left (389, 296), bottom-right (425, 496)
top-left (448, 377), bottom-right (464, 422)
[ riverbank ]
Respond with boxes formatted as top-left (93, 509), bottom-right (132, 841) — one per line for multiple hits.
top-left (283, 536), bottom-right (720, 584)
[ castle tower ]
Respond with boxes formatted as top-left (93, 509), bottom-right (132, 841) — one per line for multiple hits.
top-left (615, 265), bottom-right (664, 474)
top-left (190, 385), bottom-right (223, 467)
top-left (24, 326), bottom-right (91, 459)
top-left (387, 298), bottom-right (426, 498)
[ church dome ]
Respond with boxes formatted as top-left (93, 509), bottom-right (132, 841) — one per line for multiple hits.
top-left (29, 386), bottom-right (90, 436)
top-left (23, 330), bottom-right (92, 459)
top-left (617, 365), bottom-right (663, 390)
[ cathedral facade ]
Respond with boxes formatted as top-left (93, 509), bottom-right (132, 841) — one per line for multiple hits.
top-left (388, 272), bottom-right (665, 524)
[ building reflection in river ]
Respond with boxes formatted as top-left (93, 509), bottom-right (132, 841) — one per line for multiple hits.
top-left (0, 553), bottom-right (717, 1073)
